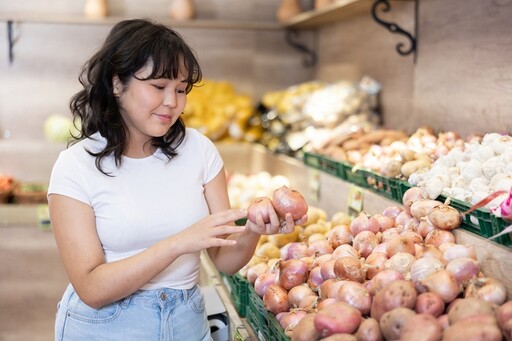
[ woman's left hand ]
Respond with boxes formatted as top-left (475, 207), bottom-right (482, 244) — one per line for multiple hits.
top-left (246, 210), bottom-right (307, 235)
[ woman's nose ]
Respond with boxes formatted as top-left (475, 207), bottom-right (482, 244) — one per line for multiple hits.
top-left (163, 90), bottom-right (177, 107)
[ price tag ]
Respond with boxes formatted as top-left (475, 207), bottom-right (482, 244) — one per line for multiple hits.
top-left (308, 169), bottom-right (320, 202)
top-left (347, 185), bottom-right (364, 217)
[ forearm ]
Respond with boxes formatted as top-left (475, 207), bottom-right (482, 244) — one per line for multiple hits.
top-left (74, 236), bottom-right (183, 309)
top-left (211, 228), bottom-right (261, 275)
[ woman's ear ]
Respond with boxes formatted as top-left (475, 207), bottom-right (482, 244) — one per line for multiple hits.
top-left (112, 75), bottom-right (122, 97)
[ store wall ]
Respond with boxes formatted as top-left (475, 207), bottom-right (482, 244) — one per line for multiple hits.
top-left (1, 0), bottom-right (512, 182)
top-left (316, 0), bottom-right (512, 137)
top-left (0, 0), bottom-right (313, 181)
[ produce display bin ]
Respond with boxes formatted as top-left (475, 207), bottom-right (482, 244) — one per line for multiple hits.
top-left (221, 273), bottom-right (249, 318)
top-left (397, 180), bottom-right (414, 204)
top-left (438, 195), bottom-right (494, 238)
top-left (358, 169), bottom-right (400, 202)
top-left (246, 283), bottom-right (289, 341)
top-left (491, 215), bottom-right (512, 248)
top-left (303, 152), bottom-right (343, 179)
top-left (338, 161), bottom-right (367, 188)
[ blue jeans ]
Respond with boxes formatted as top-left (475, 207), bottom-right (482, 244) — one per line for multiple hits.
top-left (55, 284), bottom-right (211, 341)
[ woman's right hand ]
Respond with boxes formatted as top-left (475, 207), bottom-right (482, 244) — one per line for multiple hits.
top-left (175, 208), bottom-right (248, 254)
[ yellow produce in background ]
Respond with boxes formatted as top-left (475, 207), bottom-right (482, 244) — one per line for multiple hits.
top-left (183, 79), bottom-right (260, 141)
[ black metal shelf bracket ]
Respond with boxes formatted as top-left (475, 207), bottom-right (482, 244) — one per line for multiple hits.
top-left (7, 20), bottom-right (20, 65)
top-left (371, 0), bottom-right (418, 62)
top-left (284, 29), bottom-right (317, 68)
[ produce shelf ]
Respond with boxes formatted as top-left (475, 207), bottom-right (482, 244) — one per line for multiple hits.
top-left (303, 152), bottom-right (343, 179)
top-left (221, 273), bottom-right (250, 318)
top-left (338, 161), bottom-right (367, 188)
top-left (246, 283), bottom-right (289, 341)
top-left (492, 215), bottom-right (512, 248)
top-left (437, 195), bottom-right (494, 239)
top-left (358, 169), bottom-right (401, 202)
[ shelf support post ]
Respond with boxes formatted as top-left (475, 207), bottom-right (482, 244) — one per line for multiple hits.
top-left (371, 0), bottom-right (418, 62)
top-left (7, 20), bottom-right (14, 64)
top-left (284, 29), bottom-right (317, 68)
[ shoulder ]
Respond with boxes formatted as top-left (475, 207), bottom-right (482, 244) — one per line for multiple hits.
top-left (183, 128), bottom-right (216, 149)
top-left (56, 133), bottom-right (105, 165)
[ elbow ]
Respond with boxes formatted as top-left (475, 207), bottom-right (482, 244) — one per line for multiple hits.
top-left (73, 287), bottom-right (110, 310)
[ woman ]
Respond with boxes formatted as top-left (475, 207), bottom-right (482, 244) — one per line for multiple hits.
top-left (49, 19), bottom-right (306, 340)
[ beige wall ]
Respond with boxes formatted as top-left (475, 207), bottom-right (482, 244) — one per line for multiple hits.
top-left (1, 0), bottom-right (512, 182)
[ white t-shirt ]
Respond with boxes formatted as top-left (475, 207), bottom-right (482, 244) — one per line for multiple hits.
top-left (48, 128), bottom-right (224, 290)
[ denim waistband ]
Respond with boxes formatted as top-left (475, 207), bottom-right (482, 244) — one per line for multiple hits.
top-left (120, 285), bottom-right (198, 309)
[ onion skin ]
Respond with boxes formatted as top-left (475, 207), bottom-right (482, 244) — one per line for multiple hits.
top-left (248, 197), bottom-right (273, 223)
top-left (338, 281), bottom-right (372, 316)
top-left (421, 269), bottom-right (462, 303)
top-left (263, 284), bottom-right (290, 315)
top-left (314, 301), bottom-right (362, 337)
top-left (272, 186), bottom-right (308, 220)
top-left (288, 284), bottom-right (316, 308)
top-left (279, 259), bottom-right (309, 290)
top-left (464, 277), bottom-right (507, 305)
top-left (428, 204), bottom-right (462, 231)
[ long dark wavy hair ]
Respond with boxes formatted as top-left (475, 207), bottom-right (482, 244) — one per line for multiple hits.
top-left (69, 19), bottom-right (202, 175)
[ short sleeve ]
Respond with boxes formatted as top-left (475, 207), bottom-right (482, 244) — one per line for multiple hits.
top-left (191, 129), bottom-right (224, 184)
top-left (47, 150), bottom-right (91, 205)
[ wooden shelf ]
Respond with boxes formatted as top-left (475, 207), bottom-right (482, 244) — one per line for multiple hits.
top-left (282, 0), bottom-right (371, 30)
top-left (0, 14), bottom-right (281, 31)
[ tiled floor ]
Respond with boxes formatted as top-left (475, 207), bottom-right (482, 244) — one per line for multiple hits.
top-left (0, 226), bottom-right (68, 341)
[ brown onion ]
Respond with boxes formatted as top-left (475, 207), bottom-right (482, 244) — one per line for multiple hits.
top-left (410, 257), bottom-right (445, 293)
top-left (373, 213), bottom-right (396, 231)
top-left (263, 284), bottom-right (290, 315)
top-left (288, 284), bottom-right (316, 308)
top-left (365, 269), bottom-right (404, 296)
top-left (381, 228), bottom-right (401, 243)
top-left (254, 272), bottom-right (278, 297)
top-left (442, 244), bottom-right (477, 263)
top-left (334, 257), bottom-right (366, 282)
top-left (248, 196), bottom-right (273, 223)
top-left (350, 212), bottom-right (380, 236)
top-left (278, 310), bottom-right (308, 332)
top-left (416, 217), bottom-right (436, 238)
top-left (281, 242), bottom-right (309, 260)
top-left (386, 235), bottom-right (416, 257)
top-left (272, 186), bottom-right (308, 220)
top-left (428, 204), bottom-right (462, 230)
top-left (337, 281), bottom-right (372, 316)
top-left (246, 262), bottom-right (268, 284)
top-left (464, 277), bottom-right (507, 305)
top-left (320, 259), bottom-right (337, 281)
top-left (307, 266), bottom-right (324, 290)
top-left (402, 186), bottom-right (425, 213)
top-left (365, 252), bottom-right (389, 280)
top-left (327, 225), bottom-right (353, 249)
top-left (382, 205), bottom-right (404, 219)
top-left (421, 269), bottom-right (462, 303)
top-left (353, 231), bottom-right (379, 258)
top-left (424, 229), bottom-right (455, 247)
top-left (279, 259), bottom-right (309, 290)
top-left (332, 244), bottom-right (359, 259)
top-left (384, 252), bottom-right (416, 277)
top-left (446, 257), bottom-right (480, 286)
top-left (307, 239), bottom-right (333, 257)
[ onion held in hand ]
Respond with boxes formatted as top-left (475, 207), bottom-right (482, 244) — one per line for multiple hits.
top-left (272, 186), bottom-right (308, 220)
top-left (248, 196), bottom-right (273, 223)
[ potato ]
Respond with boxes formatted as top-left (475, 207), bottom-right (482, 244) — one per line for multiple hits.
top-left (291, 312), bottom-right (321, 341)
top-left (319, 334), bottom-right (357, 341)
top-left (354, 317), bottom-right (382, 341)
top-left (443, 320), bottom-right (502, 341)
top-left (267, 226), bottom-right (301, 247)
top-left (498, 301), bottom-right (512, 341)
top-left (400, 314), bottom-right (443, 341)
top-left (401, 159), bottom-right (431, 178)
top-left (447, 297), bottom-right (496, 325)
top-left (315, 302), bottom-right (362, 337)
top-left (379, 307), bottom-right (416, 340)
top-left (370, 280), bottom-right (417, 321)
top-left (415, 292), bottom-right (445, 317)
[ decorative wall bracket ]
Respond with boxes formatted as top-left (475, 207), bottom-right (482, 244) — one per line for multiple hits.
top-left (284, 29), bottom-right (317, 68)
top-left (371, 0), bottom-right (418, 62)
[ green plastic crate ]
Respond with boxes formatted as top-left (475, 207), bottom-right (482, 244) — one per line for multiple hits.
top-left (397, 180), bottom-right (415, 205)
top-left (438, 195), bottom-right (494, 238)
top-left (246, 284), bottom-right (290, 341)
top-left (303, 152), bottom-right (343, 179)
top-left (338, 161), bottom-right (367, 188)
top-left (221, 273), bottom-right (249, 318)
top-left (491, 215), bottom-right (512, 248)
top-left (358, 169), bottom-right (400, 202)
